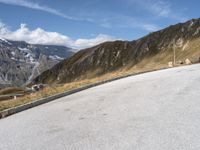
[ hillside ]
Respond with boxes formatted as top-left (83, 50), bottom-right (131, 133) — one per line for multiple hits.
top-left (0, 39), bottom-right (74, 87)
top-left (32, 18), bottom-right (200, 84)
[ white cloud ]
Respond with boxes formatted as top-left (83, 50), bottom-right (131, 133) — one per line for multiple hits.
top-left (74, 34), bottom-right (117, 48)
top-left (98, 14), bottom-right (160, 32)
top-left (0, 0), bottom-right (161, 31)
top-left (127, 0), bottom-right (186, 21)
top-left (0, 21), bottom-right (9, 34)
top-left (0, 0), bottom-right (92, 22)
top-left (0, 22), bottom-right (116, 49)
top-left (147, 0), bottom-right (171, 17)
top-left (149, 0), bottom-right (186, 21)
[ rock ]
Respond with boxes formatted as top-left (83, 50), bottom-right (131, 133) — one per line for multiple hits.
top-left (31, 84), bottom-right (44, 91)
top-left (177, 60), bottom-right (184, 65)
top-left (0, 39), bottom-right (74, 87)
top-left (32, 18), bottom-right (200, 85)
top-left (185, 58), bottom-right (192, 65)
top-left (168, 62), bottom-right (173, 67)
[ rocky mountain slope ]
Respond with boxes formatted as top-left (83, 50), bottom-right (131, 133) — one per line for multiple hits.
top-left (32, 18), bottom-right (200, 84)
top-left (0, 39), bottom-right (74, 87)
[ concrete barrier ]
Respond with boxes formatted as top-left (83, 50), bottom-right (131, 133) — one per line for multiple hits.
top-left (0, 67), bottom-right (170, 119)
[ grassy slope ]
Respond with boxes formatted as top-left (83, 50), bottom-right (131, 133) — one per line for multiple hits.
top-left (0, 38), bottom-right (200, 111)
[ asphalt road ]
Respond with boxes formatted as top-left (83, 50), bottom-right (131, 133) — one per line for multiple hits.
top-left (1, 64), bottom-right (200, 150)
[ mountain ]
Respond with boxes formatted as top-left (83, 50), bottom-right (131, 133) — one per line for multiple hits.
top-left (32, 18), bottom-right (200, 84)
top-left (0, 39), bottom-right (74, 87)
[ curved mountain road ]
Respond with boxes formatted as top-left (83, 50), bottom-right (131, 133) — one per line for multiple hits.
top-left (1, 64), bottom-right (200, 150)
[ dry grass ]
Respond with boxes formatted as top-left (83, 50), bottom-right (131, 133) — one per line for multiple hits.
top-left (0, 87), bottom-right (25, 95)
top-left (0, 65), bottom-right (167, 111)
top-left (0, 38), bottom-right (200, 111)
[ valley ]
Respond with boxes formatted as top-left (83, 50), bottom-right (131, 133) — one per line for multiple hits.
top-left (0, 39), bottom-right (74, 87)
top-left (0, 18), bottom-right (200, 112)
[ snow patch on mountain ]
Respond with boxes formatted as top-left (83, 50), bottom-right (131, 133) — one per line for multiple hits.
top-left (0, 39), bottom-right (74, 87)
top-left (193, 27), bottom-right (200, 36)
top-left (18, 47), bottom-right (31, 52)
top-left (0, 37), bottom-right (12, 45)
top-left (49, 55), bottom-right (64, 60)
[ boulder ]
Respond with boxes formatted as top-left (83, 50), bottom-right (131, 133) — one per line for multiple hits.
top-left (168, 62), bottom-right (173, 67)
top-left (185, 58), bottom-right (192, 65)
top-left (177, 60), bottom-right (184, 65)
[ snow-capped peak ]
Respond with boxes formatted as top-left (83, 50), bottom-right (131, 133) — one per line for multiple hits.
top-left (0, 37), bottom-right (12, 45)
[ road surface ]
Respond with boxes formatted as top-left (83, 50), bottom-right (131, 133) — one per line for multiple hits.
top-left (1, 64), bottom-right (200, 150)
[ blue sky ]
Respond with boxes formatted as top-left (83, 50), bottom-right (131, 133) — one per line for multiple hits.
top-left (0, 0), bottom-right (199, 48)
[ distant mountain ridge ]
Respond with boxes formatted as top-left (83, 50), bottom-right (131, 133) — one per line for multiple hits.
top-left (0, 39), bottom-right (74, 87)
top-left (32, 18), bottom-right (200, 84)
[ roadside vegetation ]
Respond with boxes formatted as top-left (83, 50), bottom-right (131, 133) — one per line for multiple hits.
top-left (0, 64), bottom-right (167, 111)
top-left (0, 38), bottom-right (200, 111)
top-left (0, 87), bottom-right (25, 95)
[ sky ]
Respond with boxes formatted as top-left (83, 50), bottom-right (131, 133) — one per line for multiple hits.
top-left (0, 0), bottom-right (199, 49)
